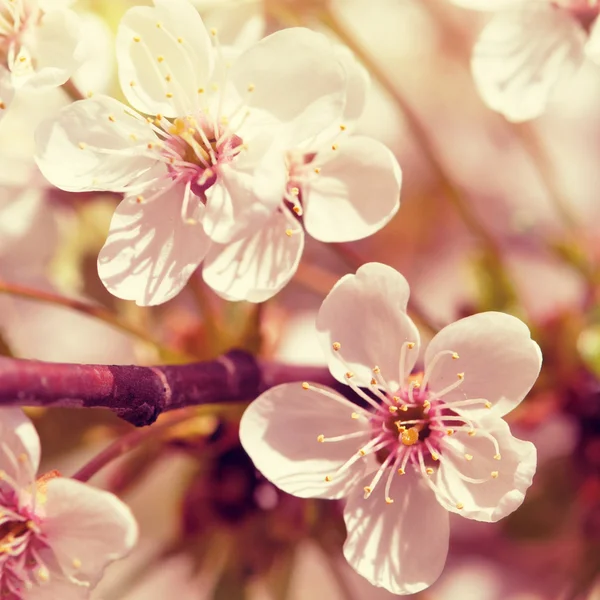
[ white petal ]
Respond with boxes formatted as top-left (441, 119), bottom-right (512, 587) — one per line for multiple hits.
top-left (472, 5), bottom-right (585, 121)
top-left (343, 472), bottom-right (449, 595)
top-left (240, 383), bottom-right (373, 499)
top-left (435, 417), bottom-right (537, 522)
top-left (117, 0), bottom-right (214, 117)
top-left (97, 184), bottom-right (211, 306)
top-left (585, 16), bottom-right (600, 65)
top-left (35, 95), bottom-right (158, 193)
top-left (202, 141), bottom-right (286, 244)
top-left (0, 408), bottom-right (40, 487)
top-left (43, 478), bottom-right (138, 587)
top-left (0, 68), bottom-right (15, 121)
top-left (21, 9), bottom-right (83, 89)
top-left (316, 263), bottom-right (420, 389)
top-left (424, 312), bottom-right (542, 417)
top-left (337, 45), bottom-right (369, 125)
top-left (303, 136), bottom-right (401, 243)
top-left (202, 208), bottom-right (304, 302)
top-left (449, 0), bottom-right (527, 10)
top-left (230, 28), bottom-right (346, 143)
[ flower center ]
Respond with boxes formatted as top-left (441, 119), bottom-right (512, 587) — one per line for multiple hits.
top-left (303, 341), bottom-right (502, 508)
top-left (0, 0), bottom-right (36, 74)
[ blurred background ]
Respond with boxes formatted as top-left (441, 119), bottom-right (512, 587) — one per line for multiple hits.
top-left (1, 0), bottom-right (599, 598)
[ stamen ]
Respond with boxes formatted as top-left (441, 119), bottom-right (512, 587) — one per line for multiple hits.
top-left (317, 430), bottom-right (368, 444)
top-left (420, 350), bottom-right (459, 390)
top-left (398, 341), bottom-right (416, 385)
top-left (300, 382), bottom-right (369, 416)
top-left (429, 372), bottom-right (465, 400)
top-left (363, 453), bottom-right (395, 499)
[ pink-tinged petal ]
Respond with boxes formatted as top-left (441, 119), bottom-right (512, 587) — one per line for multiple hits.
top-left (424, 312), bottom-right (542, 417)
top-left (316, 263), bottom-right (420, 389)
top-left (35, 96), bottom-right (158, 193)
top-left (202, 208), bottom-right (304, 302)
top-left (22, 9), bottom-right (82, 89)
top-left (230, 28), bottom-right (346, 143)
top-left (303, 136), bottom-right (401, 243)
top-left (449, 0), bottom-right (527, 10)
top-left (97, 184), bottom-right (211, 306)
top-left (202, 141), bottom-right (286, 244)
top-left (117, 0), bottom-right (214, 117)
top-left (343, 472), bottom-right (449, 595)
top-left (240, 383), bottom-right (373, 499)
top-left (471, 5), bottom-right (585, 122)
top-left (435, 417), bottom-right (537, 522)
top-left (338, 46), bottom-right (369, 125)
top-left (0, 408), bottom-right (40, 486)
top-left (26, 577), bottom-right (89, 600)
top-left (0, 69), bottom-right (15, 121)
top-left (43, 478), bottom-right (138, 587)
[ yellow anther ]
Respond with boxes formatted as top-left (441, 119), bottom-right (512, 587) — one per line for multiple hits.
top-left (247, 83), bottom-right (255, 92)
top-left (456, 503), bottom-right (464, 510)
top-left (399, 405), bottom-right (408, 412)
top-left (425, 467), bottom-right (434, 475)
top-left (363, 486), bottom-right (372, 497)
top-left (401, 427), bottom-right (419, 446)
top-left (129, 80), bottom-right (136, 87)
top-left (332, 342), bottom-right (341, 351)
top-left (197, 88), bottom-right (205, 94)
top-left (423, 400), bottom-right (431, 409)
top-left (339, 124), bottom-right (346, 131)
top-left (351, 412), bottom-right (359, 420)
top-left (147, 143), bottom-right (154, 149)
top-left (431, 452), bottom-right (439, 461)
top-left (491, 471), bottom-right (499, 479)
top-left (17, 453), bottom-right (27, 463)
top-left (397, 468), bottom-right (405, 475)
top-left (285, 228), bottom-right (293, 237)
top-left (19, 56), bottom-right (26, 63)
top-left (494, 454), bottom-right (501, 461)
top-left (290, 187), bottom-right (299, 196)
top-left (0, 102), bottom-right (5, 110)
top-left (177, 37), bottom-right (183, 43)
top-left (452, 352), bottom-right (459, 359)
top-left (485, 401), bottom-right (492, 409)
top-left (292, 205), bottom-right (302, 215)
top-left (317, 434), bottom-right (325, 443)
top-left (358, 449), bottom-right (366, 456)
top-left (372, 366), bottom-right (381, 374)
top-left (468, 430), bottom-right (476, 436)
top-left (156, 113), bottom-right (163, 120)
top-left (385, 497), bottom-right (394, 504)
top-left (331, 143), bottom-right (338, 150)
top-left (464, 454), bottom-right (473, 461)
top-left (301, 382), bottom-right (310, 390)
top-left (108, 114), bottom-right (116, 122)
top-left (157, 55), bottom-right (164, 63)
top-left (370, 378), bottom-right (377, 386)
top-left (165, 74), bottom-right (172, 82)
top-left (457, 372), bottom-right (465, 380)
top-left (446, 428), bottom-right (454, 435)
top-left (133, 35), bottom-right (141, 42)
top-left (407, 342), bottom-right (415, 349)
top-left (156, 21), bottom-right (162, 28)
top-left (314, 167), bottom-right (321, 174)
top-left (136, 196), bottom-right (144, 203)
top-left (37, 567), bottom-right (49, 582)
top-left (166, 92), bottom-right (173, 98)
top-left (345, 371), bottom-right (354, 379)
top-left (324, 475), bottom-right (331, 482)
top-left (72, 558), bottom-right (82, 569)
top-left (388, 406), bottom-right (398, 413)
top-left (210, 28), bottom-right (217, 36)
top-left (130, 133), bottom-right (138, 142)
top-left (392, 395), bottom-right (400, 403)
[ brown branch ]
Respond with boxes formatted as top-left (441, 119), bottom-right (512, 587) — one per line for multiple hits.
top-left (0, 351), bottom-right (338, 427)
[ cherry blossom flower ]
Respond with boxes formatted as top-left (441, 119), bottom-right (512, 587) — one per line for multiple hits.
top-left (35, 0), bottom-right (351, 306)
top-left (203, 48), bottom-right (401, 302)
top-left (0, 407), bottom-right (138, 599)
top-left (240, 262), bottom-right (542, 594)
top-left (450, 0), bottom-right (600, 121)
top-left (0, 0), bottom-right (83, 119)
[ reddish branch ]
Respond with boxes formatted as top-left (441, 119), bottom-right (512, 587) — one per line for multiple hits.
top-left (0, 351), bottom-right (338, 426)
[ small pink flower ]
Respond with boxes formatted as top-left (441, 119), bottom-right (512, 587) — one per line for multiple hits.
top-left (0, 408), bottom-right (137, 599)
top-left (240, 262), bottom-right (542, 594)
top-left (450, 0), bottom-right (600, 121)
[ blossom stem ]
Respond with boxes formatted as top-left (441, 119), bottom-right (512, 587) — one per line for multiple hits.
top-left (72, 410), bottom-right (199, 482)
top-left (0, 279), bottom-right (192, 362)
top-left (0, 351), bottom-right (340, 426)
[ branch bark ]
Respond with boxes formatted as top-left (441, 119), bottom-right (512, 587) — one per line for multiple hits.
top-left (0, 351), bottom-right (338, 426)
